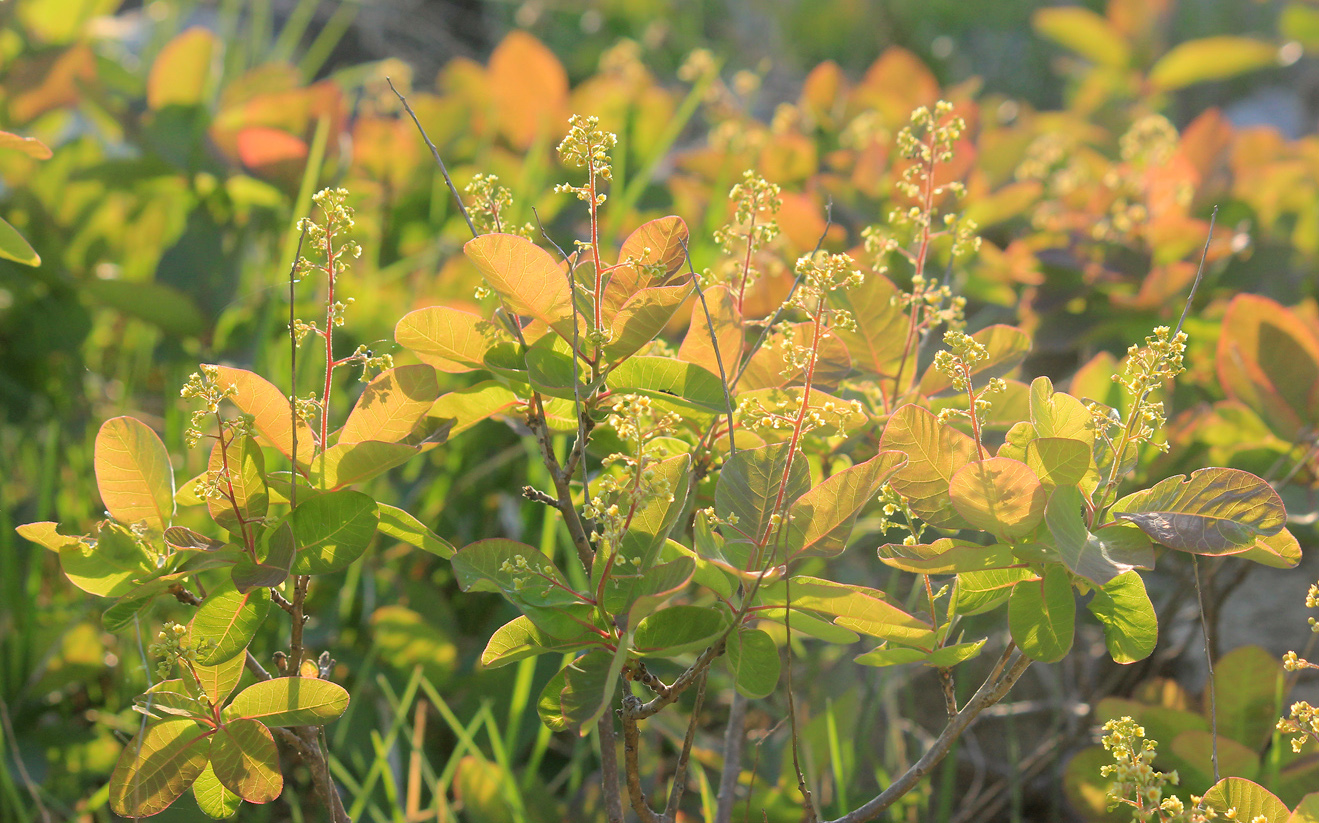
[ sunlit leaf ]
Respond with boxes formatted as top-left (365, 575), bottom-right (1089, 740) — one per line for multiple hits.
top-left (786, 451), bottom-right (907, 557)
top-left (428, 381), bottom-right (521, 438)
top-left (926, 638), bottom-right (987, 667)
top-left (763, 577), bottom-right (935, 647)
top-left (679, 283), bottom-right (743, 378)
top-left (854, 644), bottom-right (928, 667)
top-left (480, 615), bottom-right (596, 669)
top-left (0, 130), bottom-right (53, 159)
top-left (488, 31), bottom-right (568, 149)
top-left (880, 404), bottom-right (976, 529)
top-left (465, 234), bottom-right (577, 342)
top-left (738, 322), bottom-right (851, 391)
top-left (339, 365), bottom-right (440, 445)
top-left (0, 216), bottom-right (40, 266)
top-left (607, 356), bottom-right (727, 415)
top-left (1009, 564), bottom-right (1075, 663)
top-left (1202, 778), bottom-right (1290, 823)
top-left (311, 440), bottom-right (418, 490)
top-left (224, 677), bottom-right (349, 728)
top-left (164, 527), bottom-right (226, 552)
top-left (1086, 571), bottom-right (1156, 664)
top-left (949, 458), bottom-right (1046, 541)
top-left (1233, 527), bottom-right (1302, 569)
top-left (452, 538), bottom-right (593, 638)
top-left (616, 216), bottom-right (690, 286)
top-left (877, 539), bottom-right (1016, 575)
top-left (147, 28), bottom-right (215, 109)
top-left (1032, 7), bottom-right (1130, 67)
top-left (953, 567), bottom-right (1035, 616)
top-left (726, 628), bottom-right (780, 698)
top-left (376, 503), bottom-right (454, 559)
top-left (395, 306), bottom-right (510, 373)
top-left (715, 443), bottom-right (809, 548)
top-left (210, 718), bottom-right (282, 803)
top-left (603, 277), bottom-right (693, 363)
top-left (16, 521), bottom-right (85, 553)
top-left (827, 273), bottom-right (907, 377)
top-left (288, 490), bottom-right (379, 574)
top-left (1026, 437), bottom-right (1094, 490)
top-left (209, 366), bottom-right (317, 468)
top-left (193, 653), bottom-right (246, 708)
top-left (1166, 731), bottom-right (1261, 795)
top-left (191, 579), bottom-right (270, 665)
top-left (207, 435), bottom-right (267, 536)
top-left (1047, 486), bottom-right (1153, 585)
top-left (59, 521), bottom-right (154, 597)
top-left (1149, 37), bottom-right (1280, 91)
top-left (1110, 468), bottom-right (1286, 555)
top-left (1029, 377), bottom-right (1095, 443)
top-left (1216, 294), bottom-right (1319, 439)
top-left (95, 416), bottom-right (175, 533)
top-left (193, 762), bottom-right (242, 819)
top-left (632, 605), bottom-right (728, 657)
top-left (108, 718), bottom-right (210, 818)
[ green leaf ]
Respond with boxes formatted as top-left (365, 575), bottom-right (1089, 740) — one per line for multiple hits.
top-left (949, 457), bottom-right (1047, 541)
top-left (83, 279), bottom-right (206, 337)
top-left (194, 653), bottom-right (246, 708)
top-left (927, 639), bottom-right (987, 667)
top-left (919, 325), bottom-right (1030, 397)
top-left (0, 216), bottom-right (39, 266)
top-left (395, 305), bottom-right (511, 373)
top-left (288, 490), bottom-right (379, 574)
top-left (428, 381), bottom-right (522, 438)
top-left (537, 666), bottom-right (572, 732)
top-left (147, 27), bottom-right (215, 108)
top-left (369, 605), bottom-right (459, 687)
top-left (14, 521), bottom-right (84, 553)
top-left (1234, 527), bottom-right (1302, 569)
top-left (1289, 792), bottom-right (1319, 823)
top-left (59, 521), bottom-right (154, 597)
top-left (1032, 6), bottom-right (1131, 67)
top-left (1009, 564), bottom-right (1075, 663)
top-left (465, 233), bottom-right (578, 342)
top-left (1166, 732), bottom-right (1261, 794)
top-left (854, 645), bottom-right (929, 667)
top-left (1149, 37), bottom-right (1280, 91)
top-left (614, 558), bottom-right (695, 632)
top-left (1047, 486), bottom-right (1154, 585)
top-left (191, 580), bottom-right (270, 665)
top-left (1213, 645), bottom-right (1284, 749)
top-left (827, 273), bottom-right (907, 377)
top-left (726, 628), bottom-right (780, 698)
top-left (736, 387), bottom-right (867, 443)
top-left (953, 567), bottom-right (1035, 616)
top-left (1086, 571), bottom-right (1156, 664)
top-left (786, 451), bottom-right (907, 558)
top-left (877, 539), bottom-right (1016, 575)
top-left (765, 577), bottom-right (935, 647)
top-left (311, 440), bottom-right (419, 490)
top-left (632, 605), bottom-right (728, 657)
top-left (376, 503), bottom-right (454, 558)
top-left (1110, 468), bottom-right (1286, 555)
top-left (880, 404), bottom-right (976, 529)
top-left (208, 435), bottom-right (267, 535)
top-left (95, 416), bottom-right (175, 533)
top-left (558, 645), bottom-right (629, 732)
top-left (607, 356), bottom-right (727, 415)
top-left (1202, 778), bottom-right (1290, 823)
top-left (193, 762), bottom-right (242, 819)
top-left (526, 333), bottom-right (590, 400)
top-left (138, 679), bottom-right (206, 720)
top-left (1026, 437), bottom-right (1094, 489)
top-left (210, 718), bottom-right (282, 803)
top-left (451, 538), bottom-right (593, 638)
top-left (209, 366), bottom-right (318, 468)
top-left (225, 677), bottom-right (350, 726)
top-left (231, 522), bottom-right (295, 592)
top-left (108, 718), bottom-right (211, 817)
top-left (1029, 377), bottom-right (1095, 444)
top-left (715, 443), bottom-right (809, 549)
top-left (480, 616), bottom-right (596, 669)
top-left (755, 607), bottom-right (861, 644)
top-left (606, 453), bottom-right (693, 608)
top-left (1216, 294), bottom-right (1319, 439)
top-left (339, 365), bottom-right (440, 445)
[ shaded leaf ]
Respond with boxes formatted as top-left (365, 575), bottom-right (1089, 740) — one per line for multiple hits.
top-left (1213, 645), bottom-right (1284, 749)
top-left (715, 443), bottom-right (809, 548)
top-left (1032, 7), bottom-right (1130, 67)
top-left (1047, 486), bottom-right (1154, 585)
top-left (953, 567), bottom-right (1036, 616)
top-left (191, 580), bottom-right (270, 665)
top-left (1009, 564), bottom-right (1075, 663)
top-left (0, 216), bottom-right (39, 266)
top-left (1149, 38), bottom-right (1280, 91)
top-left (526, 333), bottom-right (590, 400)
top-left (726, 629), bottom-right (781, 698)
top-left (679, 283), bottom-right (742, 377)
top-left (558, 645), bottom-right (629, 732)
top-left (429, 381), bottom-right (522, 438)
top-left (108, 719), bottom-right (210, 817)
top-left (225, 677), bottom-right (350, 726)
top-left (210, 718), bottom-right (282, 803)
top-left (632, 605), bottom-right (728, 657)
top-left (1111, 468), bottom-right (1286, 555)
top-left (231, 522), bottom-right (295, 592)
top-left (854, 645), bottom-right (928, 667)
top-left (288, 490), bottom-right (379, 574)
top-left (452, 538), bottom-right (593, 638)
top-left (311, 440), bottom-right (418, 490)
top-left (880, 404), bottom-right (976, 529)
top-left (827, 273), bottom-right (907, 377)
top-left (1216, 294), bottom-right (1319, 439)
top-left (164, 527), bottom-right (226, 552)
top-left (1166, 732), bottom-right (1261, 795)
top-left (83, 278), bottom-right (206, 338)
top-left (1086, 571), bottom-right (1157, 664)
top-left (95, 416), bottom-right (175, 532)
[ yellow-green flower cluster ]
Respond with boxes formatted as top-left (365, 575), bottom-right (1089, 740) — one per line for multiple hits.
top-left (785, 251), bottom-right (863, 325)
top-left (180, 365), bottom-right (238, 449)
top-left (1109, 325), bottom-right (1188, 452)
top-left (296, 188), bottom-right (362, 277)
top-left (465, 173), bottom-right (535, 238)
top-left (933, 331), bottom-right (1007, 427)
top-left (735, 390), bottom-right (862, 439)
top-left (1100, 717), bottom-right (1199, 822)
top-left (148, 621), bottom-right (215, 681)
top-left (555, 115), bottom-right (617, 205)
top-left (1278, 701), bottom-right (1319, 753)
top-left (583, 395), bottom-right (680, 556)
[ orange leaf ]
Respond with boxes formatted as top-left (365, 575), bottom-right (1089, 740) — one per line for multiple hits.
top-left (487, 31), bottom-right (568, 150)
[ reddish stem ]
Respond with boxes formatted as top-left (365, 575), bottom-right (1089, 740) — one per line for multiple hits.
top-left (890, 131), bottom-right (940, 399)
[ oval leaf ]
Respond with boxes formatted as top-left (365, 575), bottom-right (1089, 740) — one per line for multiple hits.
top-left (1086, 570), bottom-right (1157, 664)
top-left (949, 457), bottom-right (1047, 541)
top-left (880, 404), bottom-right (976, 529)
top-left (109, 718), bottom-right (210, 817)
top-left (465, 233), bottom-right (577, 342)
top-left (191, 580), bottom-right (271, 665)
top-left (395, 306), bottom-right (510, 373)
top-left (288, 490), bottom-right (379, 575)
top-left (225, 677), bottom-right (350, 727)
top-left (726, 628), bottom-right (780, 698)
top-left (95, 417), bottom-right (175, 532)
top-left (193, 762), bottom-right (242, 819)
top-left (210, 717), bottom-right (282, 803)
top-left (339, 364), bottom-right (440, 445)
top-left (1111, 468), bottom-right (1286, 555)
top-left (1202, 778), bottom-right (1290, 823)
top-left (1009, 564), bottom-right (1075, 663)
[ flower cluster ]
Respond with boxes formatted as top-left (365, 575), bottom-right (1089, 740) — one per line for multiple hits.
top-left (1109, 325), bottom-right (1187, 451)
top-left (713, 171), bottom-right (782, 308)
top-left (875, 484), bottom-right (926, 546)
top-left (1100, 717), bottom-right (1212, 823)
top-left (555, 115), bottom-right (617, 205)
top-left (296, 188), bottom-right (362, 278)
top-left (180, 365), bottom-right (236, 448)
top-left (465, 173), bottom-right (535, 238)
top-left (148, 621), bottom-right (215, 682)
top-left (736, 390), bottom-right (863, 440)
top-left (933, 330), bottom-right (1007, 429)
top-left (583, 395), bottom-right (680, 557)
top-left (1278, 701), bottom-right (1319, 754)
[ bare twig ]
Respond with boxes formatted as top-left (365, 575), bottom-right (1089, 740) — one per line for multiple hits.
top-left (387, 77), bottom-right (476, 238)
top-left (1193, 557), bottom-right (1220, 784)
top-left (663, 670), bottom-right (708, 821)
top-left (621, 696), bottom-right (660, 823)
top-left (715, 691), bottom-right (748, 823)
top-left (600, 714), bottom-right (625, 823)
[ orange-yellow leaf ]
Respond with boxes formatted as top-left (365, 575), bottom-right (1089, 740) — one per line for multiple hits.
top-left (487, 31), bottom-right (568, 150)
top-left (209, 365), bottom-right (317, 468)
top-left (949, 458), bottom-right (1047, 542)
top-left (95, 417), bottom-right (175, 532)
top-left (339, 365), bottom-right (440, 445)
top-left (464, 233), bottom-right (577, 342)
top-left (148, 28), bottom-right (216, 109)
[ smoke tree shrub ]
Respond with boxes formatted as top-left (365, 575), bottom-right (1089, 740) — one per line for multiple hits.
top-left (15, 97), bottom-right (1305, 823)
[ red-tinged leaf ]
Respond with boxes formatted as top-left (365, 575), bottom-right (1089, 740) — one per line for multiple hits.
top-left (147, 28), bottom-right (216, 109)
top-left (618, 216), bottom-right (690, 279)
top-left (210, 718), bottom-right (282, 804)
top-left (0, 130), bottom-right (52, 159)
top-left (786, 451), bottom-right (907, 558)
top-left (877, 539), bottom-right (1017, 575)
top-left (428, 381), bottom-right (522, 439)
top-left (949, 458), bottom-right (1047, 542)
top-left (191, 580), bottom-right (270, 665)
top-left (394, 305), bottom-right (511, 373)
top-left (1233, 527), bottom-right (1302, 569)
top-left (1216, 294), bottom-right (1319, 439)
top-left (109, 719), bottom-right (211, 818)
top-left (209, 366), bottom-right (317, 468)
top-left (224, 677), bottom-right (349, 727)
top-left (235, 127), bottom-right (308, 168)
top-left (920, 325), bottom-right (1030, 397)
top-left (487, 31), bottom-right (568, 149)
top-left (880, 404), bottom-right (976, 529)
top-left (95, 417), bottom-right (175, 533)
top-left (339, 365), bottom-right (440, 445)
top-left (465, 234), bottom-right (577, 342)
top-left (603, 278), bottom-right (694, 363)
top-left (679, 283), bottom-right (743, 378)
top-left (1110, 468), bottom-right (1286, 555)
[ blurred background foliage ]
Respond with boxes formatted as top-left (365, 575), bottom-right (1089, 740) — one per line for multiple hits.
top-left (3, 0), bottom-right (1319, 820)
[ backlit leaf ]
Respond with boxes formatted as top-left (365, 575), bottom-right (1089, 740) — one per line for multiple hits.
top-left (225, 677), bottom-right (349, 727)
top-left (193, 652), bottom-right (246, 708)
top-left (880, 404), bottom-right (976, 529)
top-left (954, 568), bottom-right (1035, 616)
top-left (148, 28), bottom-right (216, 109)
top-left (288, 490), bottom-right (379, 574)
top-left (603, 277), bottom-right (694, 363)
top-left (1111, 468), bottom-right (1286, 555)
top-left (1149, 37), bottom-right (1280, 91)
top-left (1009, 564), bottom-right (1075, 663)
top-left (854, 645), bottom-right (928, 667)
top-left (191, 580), bottom-right (270, 665)
top-left (526, 333), bottom-right (590, 400)
top-left (1086, 571), bottom-right (1157, 664)
top-left (607, 356), bottom-right (727, 415)
top-left (465, 234), bottom-right (577, 342)
top-left (764, 577), bottom-right (935, 647)
top-left (877, 539), bottom-right (1016, 575)
top-left (632, 605), bottom-right (728, 657)
top-left (617, 216), bottom-right (690, 283)
top-left (0, 216), bottom-right (39, 266)
top-left (95, 416), bottom-right (175, 533)
top-left (339, 365), bottom-right (440, 445)
top-left (926, 638), bottom-right (987, 667)
top-left (207, 436), bottom-right (267, 535)
top-left (726, 628), bottom-right (780, 698)
top-left (715, 443), bottom-right (810, 548)
top-left (827, 273), bottom-right (907, 377)
top-left (488, 31), bottom-right (568, 149)
top-left (1026, 437), bottom-right (1094, 489)
top-left (480, 616), bottom-right (596, 669)
top-left (558, 646), bottom-right (629, 732)
top-left (1202, 778), bottom-right (1290, 823)
top-left (395, 306), bottom-right (511, 373)
top-left (679, 283), bottom-right (743, 378)
top-left (193, 762), bottom-right (242, 819)
top-left (1047, 486), bottom-right (1154, 585)
top-left (786, 451), bottom-right (907, 557)
top-left (0, 130), bottom-right (52, 159)
top-left (1216, 294), bottom-right (1319, 439)
top-left (949, 458), bottom-right (1047, 541)
top-left (1234, 527), bottom-right (1302, 569)
top-left (1029, 377), bottom-right (1095, 443)
top-left (109, 719), bottom-right (210, 817)
top-left (16, 521), bottom-right (85, 553)
top-left (311, 440), bottom-right (418, 490)
top-left (210, 718), bottom-right (282, 804)
top-left (210, 366), bottom-right (317, 468)
top-left (377, 503), bottom-right (454, 559)
top-left (429, 381), bottom-right (521, 438)
top-left (738, 322), bottom-right (851, 391)
top-left (59, 521), bottom-right (154, 597)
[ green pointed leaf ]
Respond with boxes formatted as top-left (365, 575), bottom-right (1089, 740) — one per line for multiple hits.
top-left (1214, 645), bottom-right (1284, 749)
top-left (877, 539), bottom-right (1017, 575)
top-left (786, 451), bottom-right (907, 558)
top-left (926, 638), bottom-right (987, 667)
top-left (953, 567), bottom-right (1035, 616)
top-left (1202, 778), bottom-right (1290, 823)
top-left (311, 440), bottom-right (418, 490)
top-left (225, 677), bottom-right (350, 726)
top-left (880, 404), bottom-right (976, 529)
top-left (376, 503), bottom-right (454, 559)
top-left (996, 420), bottom-right (1035, 462)
top-left (191, 580), bottom-right (270, 665)
top-left (232, 522), bottom-right (295, 592)
top-left (658, 539), bottom-right (735, 600)
top-left (854, 645), bottom-right (928, 667)
top-left (210, 717), bottom-right (282, 803)
top-left (715, 443), bottom-right (809, 549)
top-left (607, 356), bottom-right (727, 415)
top-left (1047, 486), bottom-right (1154, 585)
top-left (193, 762), bottom-right (242, 819)
top-left (1032, 7), bottom-right (1130, 67)
top-left (764, 577), bottom-right (935, 647)
top-left (1234, 527), bottom-right (1302, 569)
top-left (288, 490), bottom-right (379, 574)
top-left (1086, 571), bottom-right (1156, 664)
top-left (108, 718), bottom-right (211, 817)
top-left (632, 605), bottom-right (728, 657)
top-left (1026, 437), bottom-right (1094, 489)
top-left (209, 366), bottom-right (317, 468)
top-left (0, 215), bottom-right (39, 266)
top-left (558, 645), bottom-right (629, 733)
top-left (1149, 37), bottom-right (1280, 91)
top-left (428, 381), bottom-right (522, 438)
top-left (725, 628), bottom-right (780, 698)
top-left (395, 305), bottom-right (511, 373)
top-left (208, 435), bottom-right (267, 535)
top-left (480, 615), bottom-right (596, 669)
top-left (59, 521), bottom-right (154, 597)
top-left (95, 416), bottom-right (175, 532)
top-left (949, 457), bottom-right (1046, 541)
top-left (339, 365), bottom-right (440, 445)
top-left (1009, 564), bottom-right (1075, 663)
top-left (194, 652), bottom-right (246, 708)
top-left (1111, 468), bottom-right (1286, 555)
top-left (465, 233), bottom-right (577, 341)
top-left (920, 325), bottom-right (1030, 397)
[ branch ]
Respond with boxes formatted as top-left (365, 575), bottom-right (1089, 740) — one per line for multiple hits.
top-left (820, 650), bottom-right (1032, 823)
top-left (387, 77), bottom-right (477, 238)
top-left (632, 643), bottom-right (723, 720)
top-left (599, 714), bottom-right (625, 823)
top-left (621, 696), bottom-right (660, 823)
top-left (663, 670), bottom-right (708, 821)
top-left (714, 691), bottom-right (748, 823)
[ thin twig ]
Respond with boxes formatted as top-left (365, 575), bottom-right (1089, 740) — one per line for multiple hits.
top-left (387, 77), bottom-right (476, 238)
top-left (621, 696), bottom-right (660, 823)
top-left (1193, 557), bottom-right (1220, 784)
top-left (715, 691), bottom-right (748, 823)
top-left (663, 670), bottom-right (708, 821)
top-left (682, 240), bottom-right (737, 456)
top-left (1174, 206), bottom-right (1216, 339)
